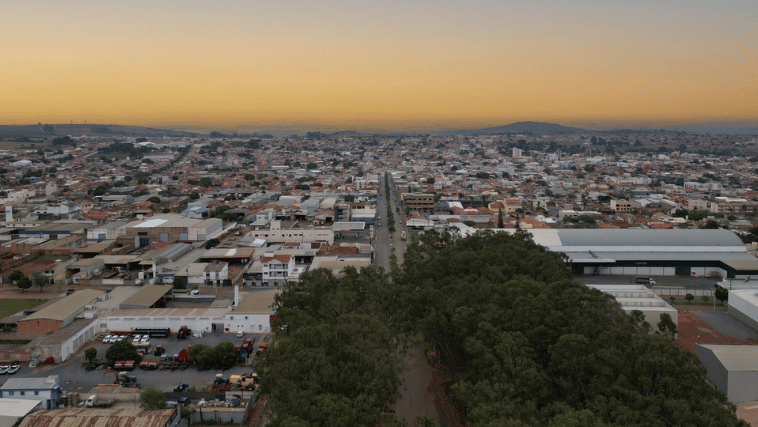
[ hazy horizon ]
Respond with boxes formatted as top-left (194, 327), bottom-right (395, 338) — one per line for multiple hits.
top-left (2, 1), bottom-right (757, 130)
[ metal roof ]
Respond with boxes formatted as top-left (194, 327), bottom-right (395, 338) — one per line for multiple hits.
top-left (0, 398), bottom-right (41, 417)
top-left (563, 251), bottom-right (758, 263)
top-left (109, 307), bottom-right (228, 317)
top-left (234, 290), bottom-right (279, 314)
top-left (1, 375), bottom-right (60, 391)
top-left (119, 285), bottom-right (173, 309)
top-left (697, 344), bottom-right (758, 372)
top-left (17, 408), bottom-right (176, 427)
top-left (21, 290), bottom-right (104, 322)
top-left (553, 229), bottom-right (744, 248)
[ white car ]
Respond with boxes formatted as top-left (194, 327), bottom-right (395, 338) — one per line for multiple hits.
top-left (109, 336), bottom-right (119, 344)
top-left (119, 335), bottom-right (128, 341)
top-left (132, 335), bottom-right (142, 343)
top-left (102, 335), bottom-right (111, 344)
top-left (0, 366), bottom-right (9, 375)
top-left (140, 336), bottom-right (150, 343)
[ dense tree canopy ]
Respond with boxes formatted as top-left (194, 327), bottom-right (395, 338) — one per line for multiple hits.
top-left (259, 267), bottom-right (403, 427)
top-left (398, 231), bottom-right (744, 427)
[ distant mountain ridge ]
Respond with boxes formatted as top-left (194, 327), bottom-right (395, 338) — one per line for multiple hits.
top-left (0, 124), bottom-right (200, 138)
top-left (460, 121), bottom-right (585, 135)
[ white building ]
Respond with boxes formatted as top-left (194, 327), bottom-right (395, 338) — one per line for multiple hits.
top-left (0, 375), bottom-right (62, 409)
top-left (224, 289), bottom-right (279, 333)
top-left (250, 220), bottom-right (333, 244)
top-left (261, 253), bottom-right (295, 286)
top-left (204, 261), bottom-right (229, 286)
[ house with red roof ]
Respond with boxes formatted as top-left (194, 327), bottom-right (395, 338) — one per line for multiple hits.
top-left (261, 253), bottom-right (295, 286)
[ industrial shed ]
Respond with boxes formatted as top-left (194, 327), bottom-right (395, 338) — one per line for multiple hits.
top-left (119, 284), bottom-right (173, 309)
top-left (105, 307), bottom-right (228, 333)
top-left (727, 289), bottom-right (758, 333)
top-left (526, 228), bottom-right (758, 279)
top-left (225, 289), bottom-right (279, 333)
top-left (17, 289), bottom-right (104, 333)
top-left (18, 408), bottom-right (180, 427)
top-left (199, 247), bottom-right (256, 264)
top-left (696, 344), bottom-right (758, 404)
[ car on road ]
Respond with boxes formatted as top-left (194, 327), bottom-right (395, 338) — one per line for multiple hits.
top-left (103, 335), bottom-right (111, 344)
top-left (132, 335), bottom-right (142, 343)
top-left (174, 382), bottom-right (188, 392)
top-left (85, 362), bottom-right (100, 372)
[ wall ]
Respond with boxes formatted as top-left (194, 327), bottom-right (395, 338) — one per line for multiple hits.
top-left (105, 315), bottom-right (225, 333)
top-left (729, 370), bottom-right (758, 404)
top-left (696, 345), bottom-right (729, 397)
top-left (729, 291), bottom-right (758, 332)
top-left (17, 318), bottom-right (63, 333)
top-left (224, 313), bottom-right (271, 334)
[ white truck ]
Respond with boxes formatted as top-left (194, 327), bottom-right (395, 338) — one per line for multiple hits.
top-left (85, 395), bottom-right (115, 408)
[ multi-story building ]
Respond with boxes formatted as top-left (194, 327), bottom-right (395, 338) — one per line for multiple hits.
top-left (401, 193), bottom-right (435, 215)
top-left (261, 253), bottom-right (295, 286)
top-left (610, 199), bottom-right (631, 212)
top-left (0, 375), bottom-right (63, 409)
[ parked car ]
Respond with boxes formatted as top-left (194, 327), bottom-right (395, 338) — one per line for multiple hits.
top-left (7, 363), bottom-right (20, 375)
top-left (178, 396), bottom-right (189, 407)
top-left (140, 336), bottom-right (149, 343)
top-left (109, 336), bottom-right (118, 344)
top-left (85, 362), bottom-right (100, 372)
top-left (102, 335), bottom-right (112, 344)
top-left (119, 335), bottom-right (128, 341)
top-left (132, 335), bottom-right (142, 343)
top-left (0, 365), bottom-right (9, 375)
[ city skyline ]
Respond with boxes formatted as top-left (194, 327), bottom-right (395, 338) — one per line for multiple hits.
top-left (2, 0), bottom-right (757, 131)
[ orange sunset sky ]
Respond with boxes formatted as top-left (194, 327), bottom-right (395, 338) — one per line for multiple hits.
top-left (1, 0), bottom-right (757, 131)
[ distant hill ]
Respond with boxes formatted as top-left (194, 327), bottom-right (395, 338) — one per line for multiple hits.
top-left (449, 121), bottom-right (583, 136)
top-left (462, 121), bottom-right (585, 135)
top-left (0, 124), bottom-right (200, 138)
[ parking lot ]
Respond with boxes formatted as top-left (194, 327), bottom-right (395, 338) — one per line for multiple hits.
top-left (0, 331), bottom-right (267, 394)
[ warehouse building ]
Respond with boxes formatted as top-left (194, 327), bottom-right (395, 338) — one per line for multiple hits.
top-left (123, 214), bottom-right (223, 247)
top-left (18, 408), bottom-right (180, 427)
top-left (17, 289), bottom-right (104, 333)
top-left (119, 284), bottom-right (173, 309)
top-left (524, 229), bottom-right (758, 279)
top-left (105, 307), bottom-right (229, 333)
top-left (727, 289), bottom-right (758, 332)
top-left (696, 344), bottom-right (758, 404)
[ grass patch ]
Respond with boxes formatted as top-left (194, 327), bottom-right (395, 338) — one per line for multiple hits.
top-left (0, 339), bottom-right (32, 345)
top-left (0, 299), bottom-right (47, 319)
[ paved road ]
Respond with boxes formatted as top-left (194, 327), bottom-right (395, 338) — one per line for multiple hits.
top-left (374, 174), bottom-right (406, 275)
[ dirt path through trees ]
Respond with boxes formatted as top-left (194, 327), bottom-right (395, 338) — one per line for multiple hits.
top-left (394, 346), bottom-right (442, 426)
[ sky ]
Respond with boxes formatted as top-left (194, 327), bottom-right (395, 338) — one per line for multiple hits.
top-left (1, 0), bottom-right (757, 132)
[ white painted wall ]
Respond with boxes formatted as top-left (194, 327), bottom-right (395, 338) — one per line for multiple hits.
top-left (224, 313), bottom-right (271, 334)
top-left (106, 315), bottom-right (225, 333)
